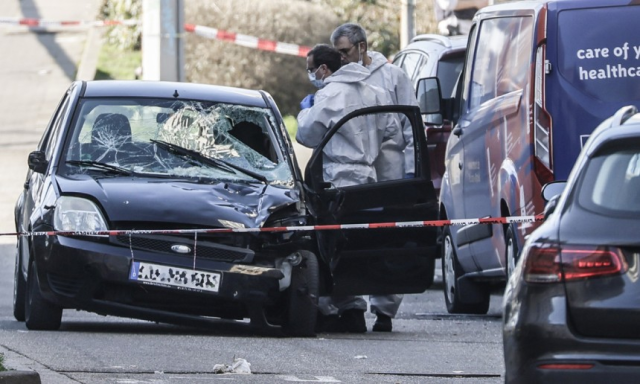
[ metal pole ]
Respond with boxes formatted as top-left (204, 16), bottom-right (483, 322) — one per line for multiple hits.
top-left (400, 0), bottom-right (416, 49)
top-left (142, 0), bottom-right (184, 81)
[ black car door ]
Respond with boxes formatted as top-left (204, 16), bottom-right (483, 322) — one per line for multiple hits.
top-left (304, 105), bottom-right (439, 296)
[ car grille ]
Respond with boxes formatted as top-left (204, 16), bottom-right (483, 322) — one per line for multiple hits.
top-left (113, 234), bottom-right (254, 263)
top-left (48, 273), bottom-right (83, 296)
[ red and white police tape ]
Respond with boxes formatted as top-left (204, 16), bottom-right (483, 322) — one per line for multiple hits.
top-left (0, 17), bottom-right (311, 57)
top-left (0, 215), bottom-right (544, 238)
top-left (183, 24), bottom-right (310, 57)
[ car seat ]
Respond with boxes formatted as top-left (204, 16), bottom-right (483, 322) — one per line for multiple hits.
top-left (89, 113), bottom-right (133, 162)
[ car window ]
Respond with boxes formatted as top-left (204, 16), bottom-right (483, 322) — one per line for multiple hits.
top-left (469, 16), bottom-right (532, 109)
top-left (461, 24), bottom-right (479, 113)
top-left (44, 93), bottom-right (71, 161)
top-left (62, 98), bottom-right (293, 186)
top-left (392, 53), bottom-right (404, 67)
top-left (399, 52), bottom-right (424, 81)
top-left (577, 140), bottom-right (640, 215)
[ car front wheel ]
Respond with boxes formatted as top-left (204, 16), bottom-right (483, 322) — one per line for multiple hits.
top-left (442, 226), bottom-right (490, 314)
top-left (25, 260), bottom-right (62, 330)
top-left (283, 250), bottom-right (319, 337)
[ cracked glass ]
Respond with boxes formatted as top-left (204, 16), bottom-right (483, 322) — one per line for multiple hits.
top-left (62, 98), bottom-right (293, 187)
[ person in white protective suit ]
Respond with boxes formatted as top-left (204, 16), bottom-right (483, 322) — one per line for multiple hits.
top-left (296, 44), bottom-right (401, 333)
top-left (330, 23), bottom-right (419, 333)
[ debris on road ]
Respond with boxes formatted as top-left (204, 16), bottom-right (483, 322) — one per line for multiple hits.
top-left (213, 358), bottom-right (252, 374)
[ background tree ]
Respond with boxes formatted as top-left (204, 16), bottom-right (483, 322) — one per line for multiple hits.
top-left (184, 0), bottom-right (341, 117)
top-left (103, 0), bottom-right (439, 116)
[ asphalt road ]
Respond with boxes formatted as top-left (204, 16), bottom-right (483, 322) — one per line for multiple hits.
top-left (0, 239), bottom-right (506, 383)
top-left (0, 1), bottom-right (507, 383)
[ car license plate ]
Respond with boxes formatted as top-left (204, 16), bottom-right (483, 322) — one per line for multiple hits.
top-left (129, 261), bottom-right (221, 293)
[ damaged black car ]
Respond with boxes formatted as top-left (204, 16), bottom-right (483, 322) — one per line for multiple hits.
top-left (14, 80), bottom-right (439, 336)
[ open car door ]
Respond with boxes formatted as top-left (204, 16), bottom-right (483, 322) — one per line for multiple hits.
top-left (304, 105), bottom-right (439, 296)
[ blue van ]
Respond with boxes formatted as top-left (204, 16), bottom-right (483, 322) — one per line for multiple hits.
top-left (419, 0), bottom-right (640, 314)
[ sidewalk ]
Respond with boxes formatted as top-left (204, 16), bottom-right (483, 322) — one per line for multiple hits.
top-left (0, 0), bottom-right (103, 377)
top-left (0, 0), bottom-right (103, 241)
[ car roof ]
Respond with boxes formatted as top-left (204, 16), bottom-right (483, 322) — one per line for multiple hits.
top-left (405, 34), bottom-right (467, 53)
top-left (584, 106), bottom-right (640, 156)
top-left (81, 80), bottom-right (269, 108)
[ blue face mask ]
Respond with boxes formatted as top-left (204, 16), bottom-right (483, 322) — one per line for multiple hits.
top-left (308, 67), bottom-right (326, 89)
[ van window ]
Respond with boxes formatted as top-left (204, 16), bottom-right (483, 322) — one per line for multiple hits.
top-left (469, 16), bottom-right (533, 109)
top-left (558, 7), bottom-right (640, 102)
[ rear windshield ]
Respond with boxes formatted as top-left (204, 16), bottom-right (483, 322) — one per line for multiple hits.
top-left (577, 139), bottom-right (640, 216)
top-left (558, 6), bottom-right (640, 102)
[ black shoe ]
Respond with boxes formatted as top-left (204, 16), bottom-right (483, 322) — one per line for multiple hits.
top-left (339, 309), bottom-right (367, 333)
top-left (315, 314), bottom-right (346, 333)
top-left (372, 314), bottom-right (392, 332)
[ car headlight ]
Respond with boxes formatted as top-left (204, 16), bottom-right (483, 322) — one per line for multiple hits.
top-left (54, 196), bottom-right (108, 234)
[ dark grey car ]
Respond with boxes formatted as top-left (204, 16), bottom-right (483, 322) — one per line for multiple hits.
top-left (503, 105), bottom-right (640, 383)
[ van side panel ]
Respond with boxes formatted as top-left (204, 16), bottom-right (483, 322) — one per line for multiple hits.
top-left (546, 2), bottom-right (640, 179)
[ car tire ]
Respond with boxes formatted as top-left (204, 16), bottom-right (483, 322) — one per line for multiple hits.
top-left (442, 226), bottom-right (490, 314)
top-left (25, 260), bottom-right (62, 330)
top-left (505, 224), bottom-right (519, 280)
top-left (283, 250), bottom-right (319, 337)
top-left (13, 241), bottom-right (26, 322)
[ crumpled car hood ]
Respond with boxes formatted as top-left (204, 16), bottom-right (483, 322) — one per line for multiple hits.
top-left (55, 175), bottom-right (300, 228)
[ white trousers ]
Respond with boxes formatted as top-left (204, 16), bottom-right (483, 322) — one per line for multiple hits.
top-left (318, 294), bottom-right (403, 317)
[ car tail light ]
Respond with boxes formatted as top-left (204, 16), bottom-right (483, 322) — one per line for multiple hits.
top-left (524, 244), bottom-right (627, 283)
top-left (562, 247), bottom-right (627, 280)
top-left (524, 245), bottom-right (562, 283)
top-left (538, 363), bottom-right (594, 370)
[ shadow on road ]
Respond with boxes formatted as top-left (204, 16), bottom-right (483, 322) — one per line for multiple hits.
top-left (20, 0), bottom-right (79, 80)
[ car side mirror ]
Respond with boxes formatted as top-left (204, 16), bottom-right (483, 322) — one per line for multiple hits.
top-left (541, 181), bottom-right (566, 219)
top-left (416, 77), bottom-right (443, 126)
top-left (28, 151), bottom-right (48, 174)
top-left (541, 181), bottom-right (566, 202)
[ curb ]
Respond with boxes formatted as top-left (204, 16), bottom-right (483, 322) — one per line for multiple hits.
top-left (75, 23), bottom-right (104, 81)
top-left (0, 370), bottom-right (40, 384)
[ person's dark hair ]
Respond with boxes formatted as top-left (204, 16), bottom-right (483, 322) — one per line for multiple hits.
top-left (307, 44), bottom-right (342, 73)
top-left (330, 23), bottom-right (367, 47)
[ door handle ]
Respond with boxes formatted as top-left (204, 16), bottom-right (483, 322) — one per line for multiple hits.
top-left (458, 162), bottom-right (462, 170)
top-left (453, 119), bottom-right (470, 137)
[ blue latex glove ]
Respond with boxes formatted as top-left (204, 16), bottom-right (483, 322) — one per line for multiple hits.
top-left (300, 94), bottom-right (315, 110)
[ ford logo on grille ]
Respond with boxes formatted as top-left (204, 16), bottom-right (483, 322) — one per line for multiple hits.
top-left (171, 245), bottom-right (191, 254)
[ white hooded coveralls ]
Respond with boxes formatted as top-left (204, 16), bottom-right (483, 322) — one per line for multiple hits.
top-left (296, 62), bottom-right (403, 316)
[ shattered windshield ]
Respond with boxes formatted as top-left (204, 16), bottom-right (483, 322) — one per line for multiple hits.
top-left (62, 98), bottom-right (293, 186)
